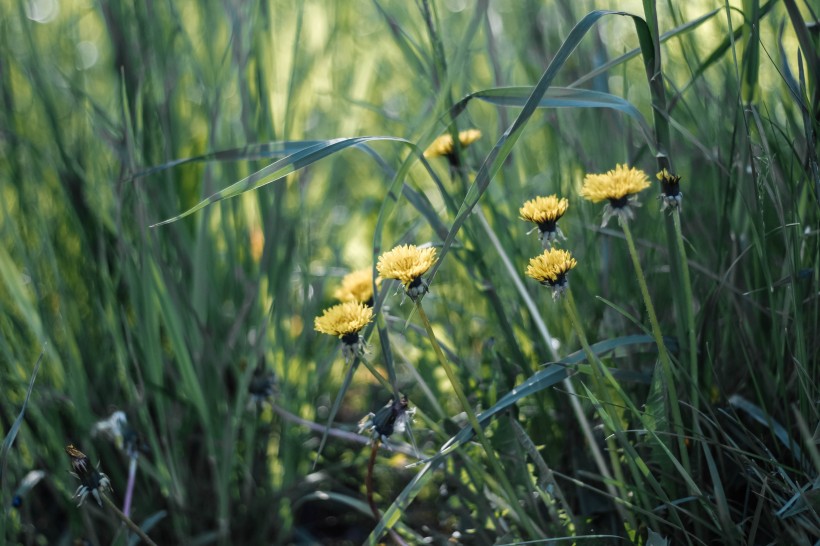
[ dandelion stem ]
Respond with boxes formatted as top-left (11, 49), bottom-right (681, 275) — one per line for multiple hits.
top-left (123, 455), bottom-right (138, 518)
top-left (414, 302), bottom-right (542, 538)
top-left (102, 493), bottom-right (158, 546)
top-left (359, 354), bottom-right (393, 393)
top-left (364, 438), bottom-right (410, 546)
top-left (563, 288), bottom-right (635, 528)
top-left (672, 210), bottom-right (699, 414)
top-left (619, 219), bottom-right (692, 479)
top-left (366, 439), bottom-right (381, 520)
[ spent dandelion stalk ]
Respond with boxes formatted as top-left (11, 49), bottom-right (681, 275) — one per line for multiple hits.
top-left (359, 396), bottom-right (414, 518)
top-left (65, 444), bottom-right (158, 546)
top-left (92, 411), bottom-right (141, 517)
top-left (657, 169), bottom-right (700, 417)
top-left (359, 396), bottom-right (414, 546)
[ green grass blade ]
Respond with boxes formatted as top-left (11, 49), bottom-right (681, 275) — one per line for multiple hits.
top-left (0, 344), bottom-right (45, 519)
top-left (151, 136), bottom-right (426, 227)
top-left (461, 86), bottom-right (654, 146)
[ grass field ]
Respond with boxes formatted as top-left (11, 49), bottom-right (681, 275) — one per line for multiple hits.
top-left (1, 0), bottom-right (819, 544)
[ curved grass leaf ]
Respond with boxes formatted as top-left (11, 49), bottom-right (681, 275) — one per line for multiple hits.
top-left (0, 344), bottom-right (45, 518)
top-left (150, 137), bottom-right (434, 228)
top-left (125, 141), bottom-right (325, 182)
top-left (728, 394), bottom-right (805, 464)
top-left (457, 86), bottom-right (655, 147)
top-left (570, 7), bottom-right (722, 89)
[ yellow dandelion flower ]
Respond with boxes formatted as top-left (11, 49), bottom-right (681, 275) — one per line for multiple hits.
top-left (377, 244), bottom-right (437, 300)
top-left (526, 248), bottom-right (577, 299)
top-left (334, 268), bottom-right (378, 304)
top-left (423, 129), bottom-right (482, 158)
top-left (656, 168), bottom-right (683, 212)
top-left (250, 227), bottom-right (265, 262)
top-left (580, 164), bottom-right (650, 226)
top-left (519, 195), bottom-right (569, 249)
top-left (314, 302), bottom-right (373, 338)
top-left (314, 301), bottom-right (374, 360)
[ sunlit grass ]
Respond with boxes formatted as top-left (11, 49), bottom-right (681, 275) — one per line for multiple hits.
top-left (1, 1), bottom-right (818, 544)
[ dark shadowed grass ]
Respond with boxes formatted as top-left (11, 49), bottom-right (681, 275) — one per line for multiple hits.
top-left (1, 0), bottom-right (818, 544)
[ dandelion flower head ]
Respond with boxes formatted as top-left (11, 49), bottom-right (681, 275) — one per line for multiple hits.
top-left (520, 195), bottom-right (569, 248)
top-left (334, 268), bottom-right (378, 304)
top-left (580, 164), bottom-right (650, 226)
top-left (424, 129), bottom-right (482, 158)
top-left (377, 244), bottom-right (436, 285)
top-left (580, 164), bottom-right (650, 202)
top-left (526, 248), bottom-right (577, 299)
top-left (314, 301), bottom-right (373, 339)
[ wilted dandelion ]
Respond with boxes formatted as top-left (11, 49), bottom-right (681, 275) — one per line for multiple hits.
top-left (314, 301), bottom-right (374, 360)
top-left (248, 363), bottom-right (277, 406)
top-left (361, 395), bottom-right (416, 526)
top-left (580, 164), bottom-right (650, 227)
top-left (657, 168), bottom-right (683, 212)
top-left (334, 268), bottom-right (378, 306)
top-left (65, 444), bottom-right (112, 507)
top-left (92, 411), bottom-right (140, 517)
top-left (377, 244), bottom-right (436, 301)
top-left (93, 411), bottom-right (138, 456)
top-left (519, 195), bottom-right (569, 248)
top-left (526, 248), bottom-right (578, 299)
top-left (424, 129), bottom-right (482, 160)
top-left (358, 395), bottom-right (415, 445)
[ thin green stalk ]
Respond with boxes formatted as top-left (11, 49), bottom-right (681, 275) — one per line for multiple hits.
top-left (619, 219), bottom-right (692, 480)
top-left (672, 210), bottom-right (699, 414)
top-left (563, 289), bottom-right (637, 529)
top-left (360, 354), bottom-right (394, 393)
top-left (565, 289), bottom-right (702, 540)
top-left (414, 302), bottom-right (543, 538)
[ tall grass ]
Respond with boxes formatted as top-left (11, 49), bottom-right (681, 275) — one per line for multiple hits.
top-left (1, 0), bottom-right (817, 544)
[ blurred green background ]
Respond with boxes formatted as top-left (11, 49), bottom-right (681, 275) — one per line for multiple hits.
top-left (1, 0), bottom-right (818, 544)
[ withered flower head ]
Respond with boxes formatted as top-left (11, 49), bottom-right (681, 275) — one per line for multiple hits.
top-left (358, 395), bottom-right (415, 444)
top-left (656, 168), bottom-right (683, 212)
top-left (65, 444), bottom-right (112, 507)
